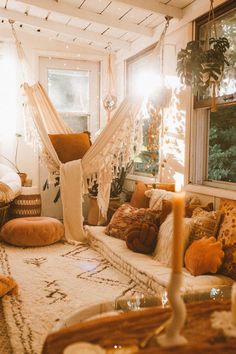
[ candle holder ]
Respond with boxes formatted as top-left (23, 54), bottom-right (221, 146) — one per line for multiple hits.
top-left (157, 272), bottom-right (188, 347)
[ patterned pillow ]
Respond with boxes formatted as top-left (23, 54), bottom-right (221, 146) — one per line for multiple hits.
top-left (217, 198), bottom-right (236, 248)
top-left (153, 213), bottom-right (194, 267)
top-left (189, 208), bottom-right (223, 245)
top-left (105, 203), bottom-right (160, 241)
top-left (0, 181), bottom-right (15, 204)
top-left (220, 244), bottom-right (236, 280)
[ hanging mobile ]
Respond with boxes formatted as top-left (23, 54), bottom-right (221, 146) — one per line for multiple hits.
top-left (103, 43), bottom-right (117, 123)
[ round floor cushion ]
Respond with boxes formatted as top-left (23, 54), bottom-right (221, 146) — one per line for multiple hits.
top-left (0, 217), bottom-right (64, 247)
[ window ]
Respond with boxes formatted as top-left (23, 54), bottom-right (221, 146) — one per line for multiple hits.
top-left (208, 106), bottom-right (236, 183)
top-left (39, 57), bottom-right (100, 138)
top-left (48, 69), bottom-right (90, 132)
top-left (195, 0), bottom-right (236, 108)
top-left (189, 1), bottom-right (236, 192)
top-left (126, 44), bottom-right (161, 176)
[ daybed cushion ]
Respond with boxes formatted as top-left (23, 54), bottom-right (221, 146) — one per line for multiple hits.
top-left (86, 226), bottom-right (233, 296)
top-left (0, 164), bottom-right (21, 202)
top-left (48, 132), bottom-right (91, 163)
top-left (0, 217), bottom-right (64, 247)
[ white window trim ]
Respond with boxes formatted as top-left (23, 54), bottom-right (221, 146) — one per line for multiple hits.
top-left (187, 107), bottom-right (236, 200)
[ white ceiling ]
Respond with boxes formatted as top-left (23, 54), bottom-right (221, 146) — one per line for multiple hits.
top-left (0, 0), bottom-right (195, 52)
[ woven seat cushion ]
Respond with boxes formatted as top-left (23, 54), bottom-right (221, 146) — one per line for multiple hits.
top-left (0, 217), bottom-right (64, 247)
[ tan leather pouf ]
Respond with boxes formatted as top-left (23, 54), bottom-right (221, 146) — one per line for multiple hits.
top-left (0, 217), bottom-right (64, 247)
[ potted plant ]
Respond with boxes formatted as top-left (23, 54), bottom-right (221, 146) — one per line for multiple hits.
top-left (0, 133), bottom-right (27, 186)
top-left (176, 36), bottom-right (230, 111)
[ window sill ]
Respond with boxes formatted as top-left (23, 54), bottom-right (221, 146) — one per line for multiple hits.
top-left (185, 184), bottom-right (236, 201)
top-left (126, 174), bottom-right (157, 184)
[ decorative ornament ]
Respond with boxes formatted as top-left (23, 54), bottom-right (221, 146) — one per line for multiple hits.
top-left (103, 45), bottom-right (117, 123)
top-left (176, 0), bottom-right (230, 112)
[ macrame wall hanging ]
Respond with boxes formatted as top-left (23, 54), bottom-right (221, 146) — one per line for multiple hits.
top-left (103, 45), bottom-right (117, 123)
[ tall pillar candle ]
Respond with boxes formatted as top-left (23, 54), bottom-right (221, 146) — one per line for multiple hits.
top-left (232, 282), bottom-right (236, 325)
top-left (172, 192), bottom-right (185, 273)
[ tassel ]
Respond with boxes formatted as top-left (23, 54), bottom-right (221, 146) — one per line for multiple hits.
top-left (211, 82), bottom-right (217, 112)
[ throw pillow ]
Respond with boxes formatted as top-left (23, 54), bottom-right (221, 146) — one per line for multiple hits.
top-left (189, 208), bottom-right (223, 245)
top-left (153, 213), bottom-right (194, 267)
top-left (217, 198), bottom-right (236, 248)
top-left (160, 199), bottom-right (214, 225)
top-left (145, 189), bottom-right (174, 211)
top-left (0, 274), bottom-right (18, 297)
top-left (130, 181), bottom-right (150, 208)
top-left (184, 236), bottom-right (224, 276)
top-left (105, 203), bottom-right (160, 241)
top-left (126, 222), bottom-right (158, 254)
top-left (220, 244), bottom-right (236, 280)
top-left (48, 132), bottom-right (91, 163)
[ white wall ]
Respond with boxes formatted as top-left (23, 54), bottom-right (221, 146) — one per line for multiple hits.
top-left (0, 27), bottom-right (109, 217)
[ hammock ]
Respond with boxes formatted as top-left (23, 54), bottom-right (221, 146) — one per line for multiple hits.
top-left (11, 25), bottom-right (144, 242)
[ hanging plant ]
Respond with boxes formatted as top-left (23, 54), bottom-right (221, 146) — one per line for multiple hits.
top-left (176, 0), bottom-right (230, 111)
top-left (177, 37), bottom-right (230, 94)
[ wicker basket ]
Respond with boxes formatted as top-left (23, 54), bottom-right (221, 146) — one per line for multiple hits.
top-left (0, 203), bottom-right (10, 229)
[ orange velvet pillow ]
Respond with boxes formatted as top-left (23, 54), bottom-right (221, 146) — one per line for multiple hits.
top-left (184, 236), bottom-right (224, 276)
top-left (130, 181), bottom-right (150, 208)
top-left (126, 222), bottom-right (158, 254)
top-left (48, 132), bottom-right (91, 163)
top-left (130, 181), bottom-right (176, 209)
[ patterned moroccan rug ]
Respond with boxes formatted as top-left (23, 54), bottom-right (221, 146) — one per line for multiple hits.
top-left (0, 241), bottom-right (147, 354)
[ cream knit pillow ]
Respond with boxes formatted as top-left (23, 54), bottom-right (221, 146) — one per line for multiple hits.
top-left (153, 213), bottom-right (194, 267)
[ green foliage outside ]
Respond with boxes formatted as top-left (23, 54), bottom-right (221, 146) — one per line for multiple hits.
top-left (208, 105), bottom-right (236, 183)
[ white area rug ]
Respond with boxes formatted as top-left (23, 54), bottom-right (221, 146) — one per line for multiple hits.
top-left (0, 241), bottom-right (147, 354)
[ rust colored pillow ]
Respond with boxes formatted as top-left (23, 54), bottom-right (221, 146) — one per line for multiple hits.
top-left (48, 132), bottom-right (91, 163)
top-left (105, 203), bottom-right (160, 241)
top-left (185, 236), bottom-right (224, 276)
top-left (126, 222), bottom-right (158, 254)
top-left (220, 244), bottom-right (236, 280)
top-left (217, 198), bottom-right (236, 248)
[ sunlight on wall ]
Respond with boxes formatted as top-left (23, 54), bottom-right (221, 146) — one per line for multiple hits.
top-left (0, 44), bottom-right (18, 137)
top-left (160, 75), bottom-right (186, 188)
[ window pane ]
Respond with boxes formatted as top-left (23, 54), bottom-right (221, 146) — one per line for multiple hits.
top-left (60, 113), bottom-right (89, 132)
top-left (48, 69), bottom-right (89, 113)
top-left (208, 105), bottom-right (236, 183)
top-left (199, 9), bottom-right (236, 99)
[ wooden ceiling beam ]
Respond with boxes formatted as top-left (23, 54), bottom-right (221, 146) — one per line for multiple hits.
top-left (116, 0), bottom-right (183, 19)
top-left (0, 7), bottom-right (130, 50)
top-left (15, 0), bottom-right (153, 37)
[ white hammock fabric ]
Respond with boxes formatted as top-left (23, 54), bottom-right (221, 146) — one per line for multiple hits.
top-left (11, 23), bottom-right (144, 241)
top-left (23, 81), bottom-right (144, 242)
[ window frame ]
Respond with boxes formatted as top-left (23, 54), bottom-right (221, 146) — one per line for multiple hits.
top-left (125, 41), bottom-right (161, 178)
top-left (194, 0), bottom-right (236, 109)
top-left (188, 0), bottom-right (236, 197)
top-left (39, 56), bottom-right (100, 138)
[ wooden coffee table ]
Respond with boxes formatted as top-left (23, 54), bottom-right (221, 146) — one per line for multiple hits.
top-left (43, 287), bottom-right (235, 354)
